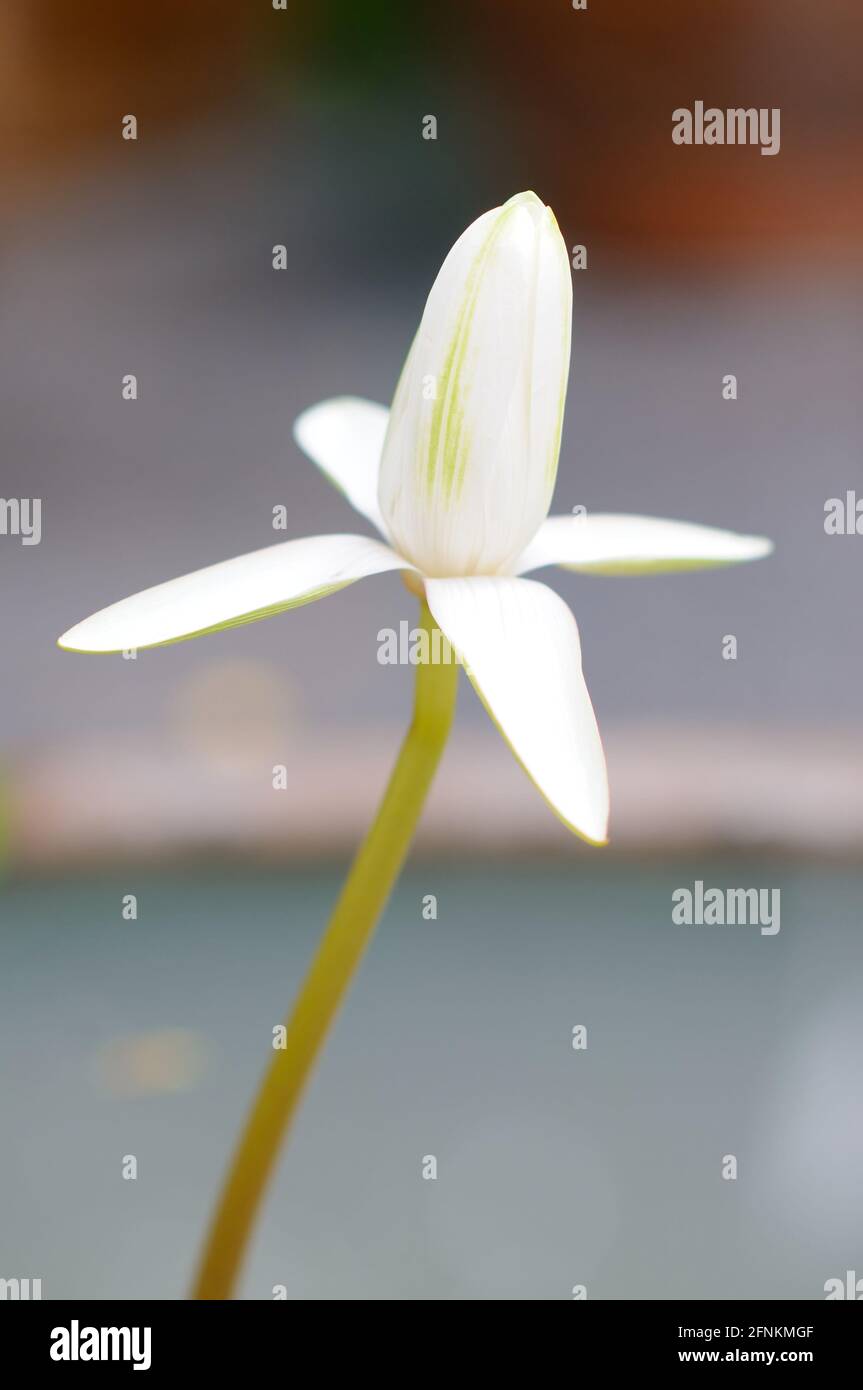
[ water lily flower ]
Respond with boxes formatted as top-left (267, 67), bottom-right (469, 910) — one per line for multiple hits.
top-left (59, 190), bottom-right (771, 846)
top-left (58, 191), bottom-right (772, 1298)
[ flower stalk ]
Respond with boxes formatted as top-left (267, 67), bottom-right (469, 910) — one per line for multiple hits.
top-left (192, 599), bottom-right (457, 1299)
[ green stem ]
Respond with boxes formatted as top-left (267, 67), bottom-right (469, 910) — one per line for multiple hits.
top-left (192, 600), bottom-right (458, 1299)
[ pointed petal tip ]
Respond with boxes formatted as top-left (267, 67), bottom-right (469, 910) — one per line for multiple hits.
top-left (582, 826), bottom-right (610, 849)
top-left (57, 625), bottom-right (94, 653)
top-left (505, 189), bottom-right (543, 208)
top-left (504, 190), bottom-right (563, 235)
top-left (501, 190), bottom-right (552, 228)
top-left (558, 801), bottom-right (609, 848)
top-left (56, 622), bottom-right (127, 655)
top-left (751, 534), bottom-right (775, 558)
top-left (558, 818), bottom-right (610, 848)
top-left (726, 532), bottom-right (774, 565)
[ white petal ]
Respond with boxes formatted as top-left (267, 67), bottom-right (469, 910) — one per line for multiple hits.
top-left (378, 192), bottom-right (572, 576)
top-left (426, 576), bottom-right (609, 844)
top-left (58, 534), bottom-right (411, 653)
top-left (294, 397), bottom-right (390, 535)
top-left (514, 513), bottom-right (774, 576)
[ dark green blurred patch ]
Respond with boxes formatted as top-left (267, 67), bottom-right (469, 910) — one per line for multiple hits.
top-left (268, 0), bottom-right (444, 96)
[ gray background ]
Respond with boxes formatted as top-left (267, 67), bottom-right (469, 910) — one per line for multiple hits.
top-left (2, 864), bottom-right (860, 1300)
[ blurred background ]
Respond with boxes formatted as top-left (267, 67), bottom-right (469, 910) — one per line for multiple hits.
top-left (1, 0), bottom-right (862, 1299)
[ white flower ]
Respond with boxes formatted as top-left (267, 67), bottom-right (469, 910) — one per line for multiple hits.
top-left (58, 192), bottom-right (773, 845)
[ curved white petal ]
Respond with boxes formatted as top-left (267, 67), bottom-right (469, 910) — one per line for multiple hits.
top-left (514, 513), bottom-right (774, 576)
top-left (293, 397), bottom-right (390, 535)
top-left (58, 534), bottom-right (411, 653)
top-left (426, 576), bottom-right (609, 844)
top-left (378, 191), bottom-right (572, 577)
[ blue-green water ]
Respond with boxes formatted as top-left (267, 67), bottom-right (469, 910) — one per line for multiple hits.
top-left (1, 862), bottom-right (861, 1299)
